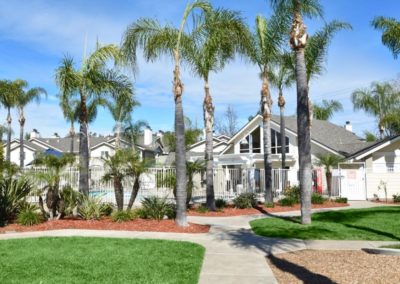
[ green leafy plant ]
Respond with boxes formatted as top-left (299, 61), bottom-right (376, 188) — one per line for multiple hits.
top-left (392, 194), bottom-right (400, 203)
top-left (311, 192), bottom-right (326, 204)
top-left (131, 208), bottom-right (147, 219)
top-left (233, 193), bottom-right (257, 209)
top-left (264, 202), bottom-right (275, 208)
top-left (283, 185), bottom-right (300, 203)
top-left (196, 205), bottom-right (209, 213)
top-left (141, 196), bottom-right (175, 220)
top-left (100, 203), bottom-right (114, 216)
top-left (335, 197), bottom-right (348, 203)
top-left (111, 210), bottom-right (134, 223)
top-left (0, 177), bottom-right (33, 226)
top-left (215, 199), bottom-right (226, 209)
top-left (17, 203), bottom-right (43, 226)
top-left (278, 197), bottom-right (295, 207)
top-left (60, 185), bottom-right (82, 217)
top-left (78, 196), bottom-right (104, 220)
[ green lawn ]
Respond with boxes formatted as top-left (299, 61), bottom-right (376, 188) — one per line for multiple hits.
top-left (0, 237), bottom-right (205, 284)
top-left (251, 206), bottom-right (400, 241)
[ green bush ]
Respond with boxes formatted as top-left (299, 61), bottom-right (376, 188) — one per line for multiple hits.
top-left (283, 186), bottom-right (300, 203)
top-left (196, 205), bottom-right (209, 213)
top-left (141, 196), bottom-right (175, 220)
top-left (335, 197), bottom-right (348, 203)
top-left (264, 202), bottom-right (275, 208)
top-left (392, 194), bottom-right (400, 203)
top-left (78, 196), bottom-right (104, 220)
top-left (17, 203), bottom-right (43, 226)
top-left (100, 203), bottom-right (114, 216)
top-left (131, 208), bottom-right (147, 219)
top-left (60, 185), bottom-right (81, 217)
top-left (0, 177), bottom-right (33, 226)
top-left (311, 192), bottom-right (326, 204)
top-left (215, 198), bottom-right (226, 209)
top-left (111, 210), bottom-right (134, 223)
top-left (233, 193), bottom-right (257, 209)
top-left (278, 197), bottom-right (295, 207)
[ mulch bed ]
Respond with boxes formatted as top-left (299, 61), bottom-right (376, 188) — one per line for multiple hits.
top-left (267, 250), bottom-right (400, 284)
top-left (0, 218), bottom-right (209, 234)
top-left (372, 200), bottom-right (400, 205)
top-left (187, 201), bottom-right (349, 217)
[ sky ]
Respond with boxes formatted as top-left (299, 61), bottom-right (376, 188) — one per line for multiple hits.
top-left (0, 0), bottom-right (399, 138)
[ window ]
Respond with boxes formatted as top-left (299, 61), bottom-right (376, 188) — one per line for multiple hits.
top-left (271, 129), bottom-right (289, 154)
top-left (239, 127), bottom-right (289, 154)
top-left (101, 151), bottom-right (109, 158)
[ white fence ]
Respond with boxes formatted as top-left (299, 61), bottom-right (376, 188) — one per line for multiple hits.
top-left (25, 167), bottom-right (295, 205)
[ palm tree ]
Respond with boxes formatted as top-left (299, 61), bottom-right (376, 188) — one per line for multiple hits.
top-left (126, 152), bottom-right (150, 210)
top-left (352, 82), bottom-right (400, 138)
top-left (269, 53), bottom-right (295, 169)
top-left (372, 16), bottom-right (400, 59)
top-left (315, 153), bottom-right (343, 197)
top-left (246, 13), bottom-right (287, 204)
top-left (0, 80), bottom-right (19, 162)
top-left (15, 81), bottom-right (47, 168)
top-left (55, 44), bottom-right (131, 196)
top-left (59, 95), bottom-right (79, 153)
top-left (364, 131), bottom-right (377, 142)
top-left (270, 0), bottom-right (323, 224)
top-left (185, 8), bottom-right (250, 210)
top-left (123, 120), bottom-right (150, 152)
top-left (122, 0), bottom-right (211, 226)
top-left (313, 99), bottom-right (343, 120)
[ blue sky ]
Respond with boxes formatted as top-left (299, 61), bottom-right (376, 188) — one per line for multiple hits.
top-left (0, 0), bottom-right (398, 138)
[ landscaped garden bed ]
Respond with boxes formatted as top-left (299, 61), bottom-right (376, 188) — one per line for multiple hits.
top-left (0, 217), bottom-right (209, 234)
top-left (267, 250), bottom-right (400, 284)
top-left (251, 206), bottom-right (400, 240)
top-left (0, 237), bottom-right (205, 284)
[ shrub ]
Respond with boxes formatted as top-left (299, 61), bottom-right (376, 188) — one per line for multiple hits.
top-left (60, 185), bottom-right (81, 217)
top-left (215, 199), bottom-right (226, 209)
top-left (78, 196), bottom-right (104, 220)
top-left (311, 192), bottom-right (326, 204)
top-left (111, 210), bottom-right (134, 223)
top-left (335, 197), bottom-right (348, 203)
top-left (17, 203), bottom-right (43, 226)
top-left (100, 203), bottom-right (114, 216)
top-left (196, 205), bottom-right (209, 213)
top-left (131, 208), bottom-right (147, 219)
top-left (278, 197), bottom-right (295, 207)
top-left (233, 193), bottom-right (257, 209)
top-left (264, 202), bottom-right (275, 208)
top-left (141, 196), bottom-right (175, 220)
top-left (0, 177), bottom-right (33, 226)
top-left (393, 194), bottom-right (400, 203)
top-left (283, 186), bottom-right (300, 203)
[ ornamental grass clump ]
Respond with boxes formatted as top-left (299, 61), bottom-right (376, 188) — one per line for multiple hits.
top-left (311, 192), bottom-right (326, 204)
top-left (111, 210), bottom-right (135, 223)
top-left (17, 203), bottom-right (43, 226)
top-left (78, 196), bottom-right (104, 220)
top-left (141, 196), bottom-right (175, 220)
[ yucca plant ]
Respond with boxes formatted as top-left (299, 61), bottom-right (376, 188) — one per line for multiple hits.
top-left (17, 203), bottom-right (43, 226)
top-left (78, 195), bottom-right (104, 220)
top-left (141, 196), bottom-right (175, 220)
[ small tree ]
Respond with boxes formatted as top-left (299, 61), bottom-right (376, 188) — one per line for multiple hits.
top-left (126, 153), bottom-right (151, 210)
top-left (315, 153), bottom-right (343, 197)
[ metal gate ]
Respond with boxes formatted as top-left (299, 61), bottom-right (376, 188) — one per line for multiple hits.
top-left (338, 162), bottom-right (367, 200)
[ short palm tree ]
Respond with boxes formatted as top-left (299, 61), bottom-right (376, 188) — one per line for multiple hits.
top-left (121, 0), bottom-right (211, 227)
top-left (315, 153), bottom-right (343, 197)
top-left (352, 82), bottom-right (400, 138)
top-left (186, 8), bottom-right (250, 210)
top-left (55, 44), bottom-right (131, 196)
top-left (372, 16), bottom-right (400, 59)
top-left (313, 99), bottom-right (343, 120)
top-left (15, 81), bottom-right (47, 168)
top-left (126, 152), bottom-right (150, 210)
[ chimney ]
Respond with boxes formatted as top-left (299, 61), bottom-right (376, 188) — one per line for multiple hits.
top-left (143, 128), bottom-right (153, 146)
top-left (30, 129), bottom-right (40, 139)
top-left (345, 121), bottom-right (352, 132)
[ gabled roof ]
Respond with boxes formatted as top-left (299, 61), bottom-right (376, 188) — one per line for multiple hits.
top-left (8, 139), bottom-right (45, 152)
top-left (188, 137), bottom-right (223, 150)
top-left (223, 114), bottom-right (369, 157)
top-left (346, 135), bottom-right (400, 161)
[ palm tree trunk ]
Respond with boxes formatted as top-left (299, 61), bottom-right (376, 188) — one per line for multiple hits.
top-left (127, 176), bottom-right (140, 210)
top-left (173, 51), bottom-right (188, 227)
top-left (115, 122), bottom-right (121, 150)
top-left (18, 107), bottom-right (25, 168)
top-left (114, 177), bottom-right (124, 211)
top-left (6, 107), bottom-right (12, 162)
top-left (326, 171), bottom-right (332, 197)
top-left (69, 122), bottom-right (75, 153)
top-left (278, 91), bottom-right (286, 170)
top-left (78, 94), bottom-right (90, 196)
top-left (261, 74), bottom-right (273, 203)
top-left (203, 80), bottom-right (216, 211)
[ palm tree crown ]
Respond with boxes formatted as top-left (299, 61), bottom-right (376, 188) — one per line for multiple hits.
top-left (372, 16), bottom-right (400, 59)
top-left (313, 99), bottom-right (343, 120)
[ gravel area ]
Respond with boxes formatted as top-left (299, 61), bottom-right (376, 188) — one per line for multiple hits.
top-left (267, 250), bottom-right (400, 284)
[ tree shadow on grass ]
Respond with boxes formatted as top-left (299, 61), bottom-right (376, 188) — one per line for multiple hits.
top-left (343, 224), bottom-right (400, 241)
top-left (268, 254), bottom-right (337, 284)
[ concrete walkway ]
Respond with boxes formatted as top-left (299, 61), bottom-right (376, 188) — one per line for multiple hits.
top-left (1, 201), bottom-right (398, 284)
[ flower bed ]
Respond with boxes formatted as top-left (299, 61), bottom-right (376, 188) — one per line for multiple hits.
top-left (0, 218), bottom-right (209, 234)
top-left (187, 201), bottom-right (349, 217)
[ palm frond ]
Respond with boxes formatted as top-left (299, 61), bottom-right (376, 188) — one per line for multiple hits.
top-left (372, 16), bottom-right (400, 58)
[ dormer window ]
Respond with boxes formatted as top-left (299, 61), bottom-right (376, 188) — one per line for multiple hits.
top-left (239, 127), bottom-right (289, 154)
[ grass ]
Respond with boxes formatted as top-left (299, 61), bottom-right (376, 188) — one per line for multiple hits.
top-left (0, 237), bottom-right (205, 284)
top-left (250, 206), bottom-right (400, 241)
top-left (381, 244), bottom-right (400, 249)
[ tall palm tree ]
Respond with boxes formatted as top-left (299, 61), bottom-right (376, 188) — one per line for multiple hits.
top-left (313, 99), bottom-right (343, 120)
top-left (315, 153), bottom-right (343, 197)
top-left (123, 120), bottom-right (150, 152)
top-left (186, 8), bottom-right (250, 210)
top-left (269, 53), bottom-right (295, 169)
top-left (59, 95), bottom-right (79, 153)
top-left (122, 0), bottom-right (211, 226)
top-left (0, 80), bottom-right (19, 162)
top-left (352, 82), bottom-right (400, 138)
top-left (270, 0), bottom-right (323, 224)
top-left (55, 44), bottom-right (131, 196)
top-left (15, 81), bottom-right (47, 168)
top-left (247, 13), bottom-right (287, 203)
top-left (372, 16), bottom-right (400, 59)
